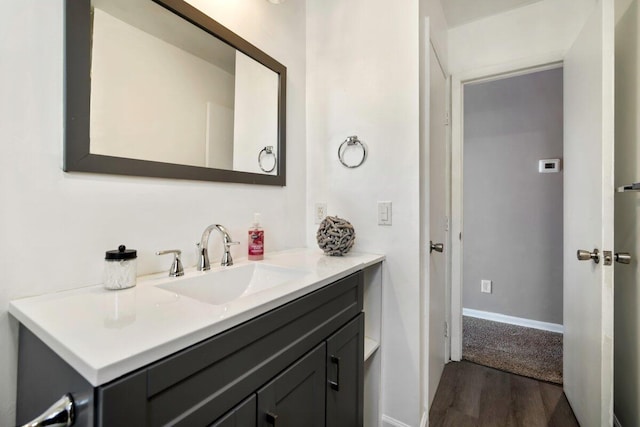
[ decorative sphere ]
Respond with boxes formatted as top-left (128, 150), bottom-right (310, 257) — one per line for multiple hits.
top-left (316, 216), bottom-right (356, 256)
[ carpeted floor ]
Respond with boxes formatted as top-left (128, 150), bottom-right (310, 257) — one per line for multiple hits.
top-left (462, 316), bottom-right (563, 384)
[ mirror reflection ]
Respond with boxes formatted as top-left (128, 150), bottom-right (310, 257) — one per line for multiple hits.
top-left (89, 0), bottom-right (280, 176)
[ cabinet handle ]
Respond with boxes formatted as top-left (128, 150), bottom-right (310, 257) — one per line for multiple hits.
top-left (266, 411), bottom-right (278, 425)
top-left (328, 355), bottom-right (341, 391)
top-left (21, 393), bottom-right (75, 427)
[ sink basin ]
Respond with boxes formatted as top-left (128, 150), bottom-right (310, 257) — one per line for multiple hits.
top-left (155, 263), bottom-right (310, 305)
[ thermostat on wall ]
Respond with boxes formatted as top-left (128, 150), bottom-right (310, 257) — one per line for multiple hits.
top-left (538, 159), bottom-right (561, 173)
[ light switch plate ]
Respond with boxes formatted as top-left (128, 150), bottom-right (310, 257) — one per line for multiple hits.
top-left (314, 203), bottom-right (327, 224)
top-left (378, 201), bottom-right (392, 225)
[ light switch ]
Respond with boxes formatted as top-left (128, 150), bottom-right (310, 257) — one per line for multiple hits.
top-left (378, 202), bottom-right (392, 225)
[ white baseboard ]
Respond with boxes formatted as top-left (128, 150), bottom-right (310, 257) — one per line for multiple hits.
top-left (463, 308), bottom-right (563, 334)
top-left (614, 414), bottom-right (622, 427)
top-left (381, 414), bottom-right (414, 427)
top-left (419, 411), bottom-right (427, 427)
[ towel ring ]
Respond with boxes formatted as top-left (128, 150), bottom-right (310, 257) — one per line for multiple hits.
top-left (338, 136), bottom-right (367, 168)
top-left (258, 146), bottom-right (277, 173)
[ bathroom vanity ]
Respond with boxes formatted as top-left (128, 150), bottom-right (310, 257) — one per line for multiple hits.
top-left (10, 249), bottom-right (383, 426)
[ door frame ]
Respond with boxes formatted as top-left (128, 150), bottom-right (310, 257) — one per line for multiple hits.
top-left (449, 53), bottom-right (565, 361)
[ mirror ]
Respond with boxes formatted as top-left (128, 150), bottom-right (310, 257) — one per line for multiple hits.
top-left (64, 0), bottom-right (287, 185)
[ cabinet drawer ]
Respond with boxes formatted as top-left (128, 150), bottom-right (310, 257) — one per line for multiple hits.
top-left (99, 271), bottom-right (363, 426)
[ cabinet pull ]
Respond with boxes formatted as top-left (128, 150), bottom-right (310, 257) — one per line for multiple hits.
top-left (21, 393), bottom-right (75, 427)
top-left (328, 355), bottom-right (341, 391)
top-left (266, 411), bottom-right (278, 425)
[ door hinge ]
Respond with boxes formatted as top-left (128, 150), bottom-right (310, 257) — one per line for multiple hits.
top-left (444, 322), bottom-right (449, 337)
top-left (444, 111), bottom-right (450, 126)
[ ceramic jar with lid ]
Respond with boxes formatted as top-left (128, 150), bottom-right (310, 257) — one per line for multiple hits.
top-left (103, 245), bottom-right (137, 290)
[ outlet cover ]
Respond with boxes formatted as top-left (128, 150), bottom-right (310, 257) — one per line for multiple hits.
top-left (315, 203), bottom-right (327, 224)
top-left (481, 280), bottom-right (492, 294)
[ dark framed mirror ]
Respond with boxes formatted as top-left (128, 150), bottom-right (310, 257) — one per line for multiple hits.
top-left (64, 0), bottom-right (287, 186)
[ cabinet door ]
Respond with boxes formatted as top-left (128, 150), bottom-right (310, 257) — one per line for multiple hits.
top-left (257, 343), bottom-right (326, 427)
top-left (210, 395), bottom-right (256, 427)
top-left (326, 313), bottom-right (364, 427)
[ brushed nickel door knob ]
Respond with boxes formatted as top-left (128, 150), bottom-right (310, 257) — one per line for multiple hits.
top-left (615, 252), bottom-right (632, 264)
top-left (430, 241), bottom-right (444, 253)
top-left (577, 248), bottom-right (600, 264)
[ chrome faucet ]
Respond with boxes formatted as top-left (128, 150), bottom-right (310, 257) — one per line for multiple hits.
top-left (156, 249), bottom-right (184, 277)
top-left (198, 224), bottom-right (239, 270)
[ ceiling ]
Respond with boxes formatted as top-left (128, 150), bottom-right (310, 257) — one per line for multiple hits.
top-left (441, 0), bottom-right (545, 28)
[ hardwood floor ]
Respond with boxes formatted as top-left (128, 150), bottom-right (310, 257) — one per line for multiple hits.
top-left (429, 361), bottom-right (580, 427)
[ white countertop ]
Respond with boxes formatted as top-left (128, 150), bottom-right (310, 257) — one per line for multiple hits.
top-left (9, 248), bottom-right (384, 387)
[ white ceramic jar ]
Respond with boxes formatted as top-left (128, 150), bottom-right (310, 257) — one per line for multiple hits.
top-left (103, 245), bottom-right (137, 290)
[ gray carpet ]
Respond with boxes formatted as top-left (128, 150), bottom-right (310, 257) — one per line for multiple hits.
top-left (462, 316), bottom-right (563, 384)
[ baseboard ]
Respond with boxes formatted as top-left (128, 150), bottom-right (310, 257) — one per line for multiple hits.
top-left (463, 308), bottom-right (564, 333)
top-left (381, 414), bottom-right (414, 427)
top-left (419, 411), bottom-right (427, 427)
top-left (614, 414), bottom-right (622, 427)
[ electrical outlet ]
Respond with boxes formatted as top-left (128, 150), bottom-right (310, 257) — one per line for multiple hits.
top-left (315, 203), bottom-right (327, 224)
top-left (481, 280), bottom-right (492, 294)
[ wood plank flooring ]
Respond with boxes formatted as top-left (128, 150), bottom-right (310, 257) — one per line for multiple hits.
top-left (429, 361), bottom-right (579, 427)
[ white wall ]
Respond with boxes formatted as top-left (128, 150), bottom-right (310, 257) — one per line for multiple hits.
top-left (0, 0), bottom-right (306, 424)
top-left (448, 0), bottom-right (595, 75)
top-left (614, 1), bottom-right (640, 425)
top-left (306, 0), bottom-right (430, 424)
top-left (463, 69), bottom-right (564, 325)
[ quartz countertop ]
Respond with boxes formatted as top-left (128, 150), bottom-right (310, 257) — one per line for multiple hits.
top-left (9, 248), bottom-right (384, 387)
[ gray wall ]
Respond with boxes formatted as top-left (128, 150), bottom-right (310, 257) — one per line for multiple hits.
top-left (462, 68), bottom-right (564, 325)
top-left (614, 1), bottom-right (640, 425)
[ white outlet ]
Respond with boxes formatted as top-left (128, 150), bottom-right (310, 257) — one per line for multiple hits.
top-left (315, 203), bottom-right (327, 224)
top-left (481, 280), bottom-right (492, 294)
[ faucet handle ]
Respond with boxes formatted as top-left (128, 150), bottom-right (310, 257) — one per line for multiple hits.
top-left (156, 249), bottom-right (184, 277)
top-left (221, 241), bottom-right (239, 267)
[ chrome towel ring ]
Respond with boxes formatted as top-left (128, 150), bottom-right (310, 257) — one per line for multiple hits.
top-left (258, 146), bottom-right (277, 173)
top-left (338, 136), bottom-right (366, 168)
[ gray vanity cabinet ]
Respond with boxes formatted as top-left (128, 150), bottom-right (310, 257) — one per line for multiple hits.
top-left (257, 342), bottom-right (327, 427)
top-left (210, 395), bottom-right (256, 427)
top-left (326, 314), bottom-right (365, 427)
top-left (16, 271), bottom-right (365, 427)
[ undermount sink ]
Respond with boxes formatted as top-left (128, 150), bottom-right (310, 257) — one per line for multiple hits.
top-left (155, 263), bottom-right (310, 305)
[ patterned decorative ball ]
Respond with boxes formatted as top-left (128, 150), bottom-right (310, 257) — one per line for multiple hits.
top-left (316, 216), bottom-right (356, 256)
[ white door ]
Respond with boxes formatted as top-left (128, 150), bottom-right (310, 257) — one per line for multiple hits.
top-left (563, 0), bottom-right (614, 425)
top-left (427, 45), bottom-right (448, 406)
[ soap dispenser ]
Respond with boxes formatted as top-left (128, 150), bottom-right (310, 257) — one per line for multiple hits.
top-left (248, 213), bottom-right (264, 261)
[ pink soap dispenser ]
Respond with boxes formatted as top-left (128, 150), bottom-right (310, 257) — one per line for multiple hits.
top-left (248, 213), bottom-right (264, 261)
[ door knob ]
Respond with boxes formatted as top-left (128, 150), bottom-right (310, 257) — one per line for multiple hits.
top-left (615, 252), bottom-right (632, 264)
top-left (430, 241), bottom-right (444, 253)
top-left (577, 248), bottom-right (600, 264)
